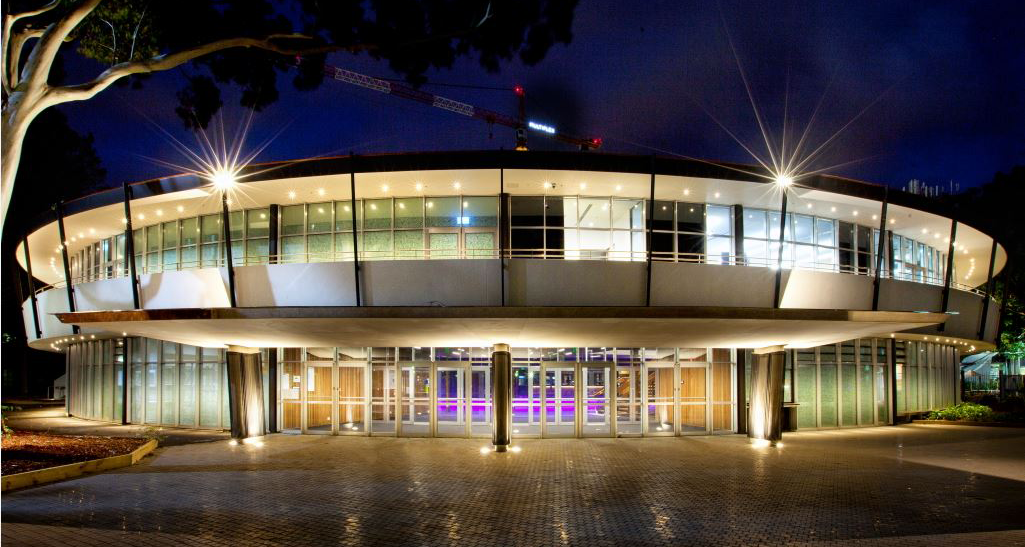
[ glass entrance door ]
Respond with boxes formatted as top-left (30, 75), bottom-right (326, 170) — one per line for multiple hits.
top-left (616, 362), bottom-right (642, 435)
top-left (304, 357), bottom-right (334, 434)
top-left (337, 363), bottom-right (365, 434)
top-left (581, 364), bottom-right (612, 437)
top-left (644, 363), bottom-right (676, 435)
top-left (543, 366), bottom-right (576, 437)
top-left (679, 364), bottom-right (708, 434)
top-left (370, 362), bottom-right (396, 435)
top-left (470, 363), bottom-right (492, 437)
top-left (399, 364), bottom-right (431, 436)
top-left (435, 364), bottom-right (467, 437)
top-left (512, 364), bottom-right (541, 436)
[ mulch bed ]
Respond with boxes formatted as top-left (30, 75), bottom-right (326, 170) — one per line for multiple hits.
top-left (2, 431), bottom-right (148, 475)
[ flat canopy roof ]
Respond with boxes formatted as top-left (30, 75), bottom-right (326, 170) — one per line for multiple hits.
top-left (57, 306), bottom-right (949, 350)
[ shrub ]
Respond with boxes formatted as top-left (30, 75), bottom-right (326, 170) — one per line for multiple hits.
top-left (927, 402), bottom-right (995, 422)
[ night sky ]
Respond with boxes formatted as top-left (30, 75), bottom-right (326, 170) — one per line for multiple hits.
top-left (57, 0), bottom-right (1024, 191)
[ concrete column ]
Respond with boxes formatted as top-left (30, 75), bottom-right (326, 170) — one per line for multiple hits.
top-left (491, 343), bottom-right (511, 452)
top-left (226, 347), bottom-right (266, 439)
top-left (748, 347), bottom-right (785, 443)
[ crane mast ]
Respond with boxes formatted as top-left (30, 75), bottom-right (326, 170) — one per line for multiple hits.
top-left (317, 61), bottom-right (602, 151)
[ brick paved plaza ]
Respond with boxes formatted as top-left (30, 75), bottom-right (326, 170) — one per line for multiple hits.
top-left (3, 424), bottom-right (1024, 546)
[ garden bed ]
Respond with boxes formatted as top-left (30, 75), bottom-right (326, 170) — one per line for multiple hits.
top-left (2, 431), bottom-right (149, 475)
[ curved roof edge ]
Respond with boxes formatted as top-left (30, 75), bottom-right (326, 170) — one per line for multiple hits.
top-left (30, 149), bottom-right (1004, 247)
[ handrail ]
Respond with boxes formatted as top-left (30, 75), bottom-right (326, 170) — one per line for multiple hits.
top-left (44, 249), bottom-right (989, 298)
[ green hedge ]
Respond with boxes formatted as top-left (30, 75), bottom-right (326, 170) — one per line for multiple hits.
top-left (927, 402), bottom-right (994, 422)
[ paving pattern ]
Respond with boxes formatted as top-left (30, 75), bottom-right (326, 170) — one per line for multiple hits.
top-left (3, 424), bottom-right (1024, 546)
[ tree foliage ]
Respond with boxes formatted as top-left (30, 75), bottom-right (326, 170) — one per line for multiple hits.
top-left (949, 166), bottom-right (1025, 357)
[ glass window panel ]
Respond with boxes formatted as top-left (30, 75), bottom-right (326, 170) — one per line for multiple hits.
top-left (425, 197), bottom-right (459, 227)
top-left (161, 221), bottom-right (178, 248)
top-left (179, 362), bottom-right (196, 426)
top-left (745, 210), bottom-right (767, 239)
top-left (308, 202), bottom-right (333, 233)
top-left (510, 196), bottom-right (544, 227)
top-left (335, 232), bottom-right (355, 259)
top-left (575, 230), bottom-right (611, 259)
top-left (650, 232), bottom-right (673, 258)
top-left (794, 215), bottom-right (814, 243)
top-left (229, 211), bottom-right (243, 240)
top-left (162, 249), bottom-right (178, 268)
top-left (462, 196), bottom-right (498, 227)
top-left (394, 197), bottom-right (424, 228)
top-left (308, 234), bottom-right (333, 262)
top-left (247, 208), bottom-right (270, 238)
top-left (133, 229), bottom-right (145, 254)
top-left (363, 199), bottom-right (391, 229)
top-left (612, 199), bottom-right (644, 230)
top-left (281, 205), bottom-right (305, 236)
top-left (200, 243), bottom-right (219, 267)
top-left (795, 244), bottom-right (815, 268)
top-left (145, 362), bottom-right (158, 424)
top-left (246, 239), bottom-right (268, 264)
top-left (706, 236), bottom-right (731, 264)
top-left (395, 230), bottom-right (423, 258)
top-left (548, 197), bottom-right (569, 227)
top-left (577, 198), bottom-right (612, 229)
top-left (676, 203), bottom-right (704, 233)
top-left (820, 362), bottom-right (838, 427)
top-left (363, 231), bottom-right (393, 258)
top-left (677, 233), bottom-right (704, 259)
top-left (837, 221), bottom-right (854, 250)
top-left (181, 218), bottom-right (199, 246)
top-left (706, 205), bottom-right (731, 236)
top-left (334, 201), bottom-right (361, 231)
top-left (465, 231), bottom-right (496, 257)
top-left (201, 214), bottom-right (221, 242)
top-left (651, 201), bottom-right (674, 231)
top-left (841, 363), bottom-right (858, 426)
top-left (511, 229), bottom-right (543, 253)
top-left (744, 239), bottom-right (768, 266)
top-left (796, 360), bottom-right (817, 428)
top-left (768, 212), bottom-right (792, 241)
top-left (281, 235), bottom-right (305, 263)
top-left (199, 362), bottom-right (220, 427)
top-left (161, 362), bottom-right (177, 424)
top-left (146, 225), bottom-right (160, 253)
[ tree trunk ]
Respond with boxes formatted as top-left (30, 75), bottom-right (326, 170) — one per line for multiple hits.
top-left (1, 93), bottom-right (37, 235)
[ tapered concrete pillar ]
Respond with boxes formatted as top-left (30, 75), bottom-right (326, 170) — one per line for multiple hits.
top-left (748, 347), bottom-right (785, 443)
top-left (491, 343), bottom-right (511, 452)
top-left (226, 346), bottom-right (266, 439)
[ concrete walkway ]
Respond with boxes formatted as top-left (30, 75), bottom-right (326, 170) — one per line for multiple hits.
top-left (4, 407), bottom-right (228, 446)
top-left (3, 424), bottom-right (1024, 546)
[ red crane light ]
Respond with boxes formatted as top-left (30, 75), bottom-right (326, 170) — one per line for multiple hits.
top-left (513, 85), bottom-right (525, 96)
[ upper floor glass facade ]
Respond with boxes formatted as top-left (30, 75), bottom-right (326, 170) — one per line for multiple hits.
top-left (66, 193), bottom-right (951, 290)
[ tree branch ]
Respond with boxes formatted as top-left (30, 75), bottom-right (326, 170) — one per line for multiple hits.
top-left (44, 35), bottom-right (350, 105)
top-left (3, 26), bottom-right (45, 95)
top-left (2, 0), bottom-right (59, 96)
top-left (22, 0), bottom-right (104, 92)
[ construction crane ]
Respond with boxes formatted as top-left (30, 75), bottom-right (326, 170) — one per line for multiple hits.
top-left (306, 59), bottom-right (602, 151)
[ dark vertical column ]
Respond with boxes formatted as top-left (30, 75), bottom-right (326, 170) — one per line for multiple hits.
top-left (226, 348), bottom-right (266, 439)
top-left (22, 236), bottom-right (42, 339)
top-left (645, 156), bottom-right (656, 306)
top-left (122, 183), bottom-right (140, 309)
top-left (888, 338), bottom-right (898, 425)
top-left (491, 343), bottom-right (511, 451)
top-left (733, 205), bottom-right (745, 266)
top-left (748, 348), bottom-right (785, 442)
top-left (872, 189), bottom-right (888, 310)
top-left (772, 191), bottom-right (789, 309)
top-left (736, 349), bottom-right (747, 434)
top-left (499, 169), bottom-right (507, 306)
top-left (977, 240), bottom-right (999, 340)
top-left (938, 221), bottom-right (958, 331)
top-left (54, 202), bottom-right (79, 334)
top-left (221, 192), bottom-right (237, 307)
top-left (349, 154), bottom-right (362, 307)
top-left (121, 337), bottom-right (130, 425)
top-left (64, 348), bottom-right (71, 416)
top-left (268, 204), bottom-right (279, 264)
top-left (267, 348), bottom-right (278, 433)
